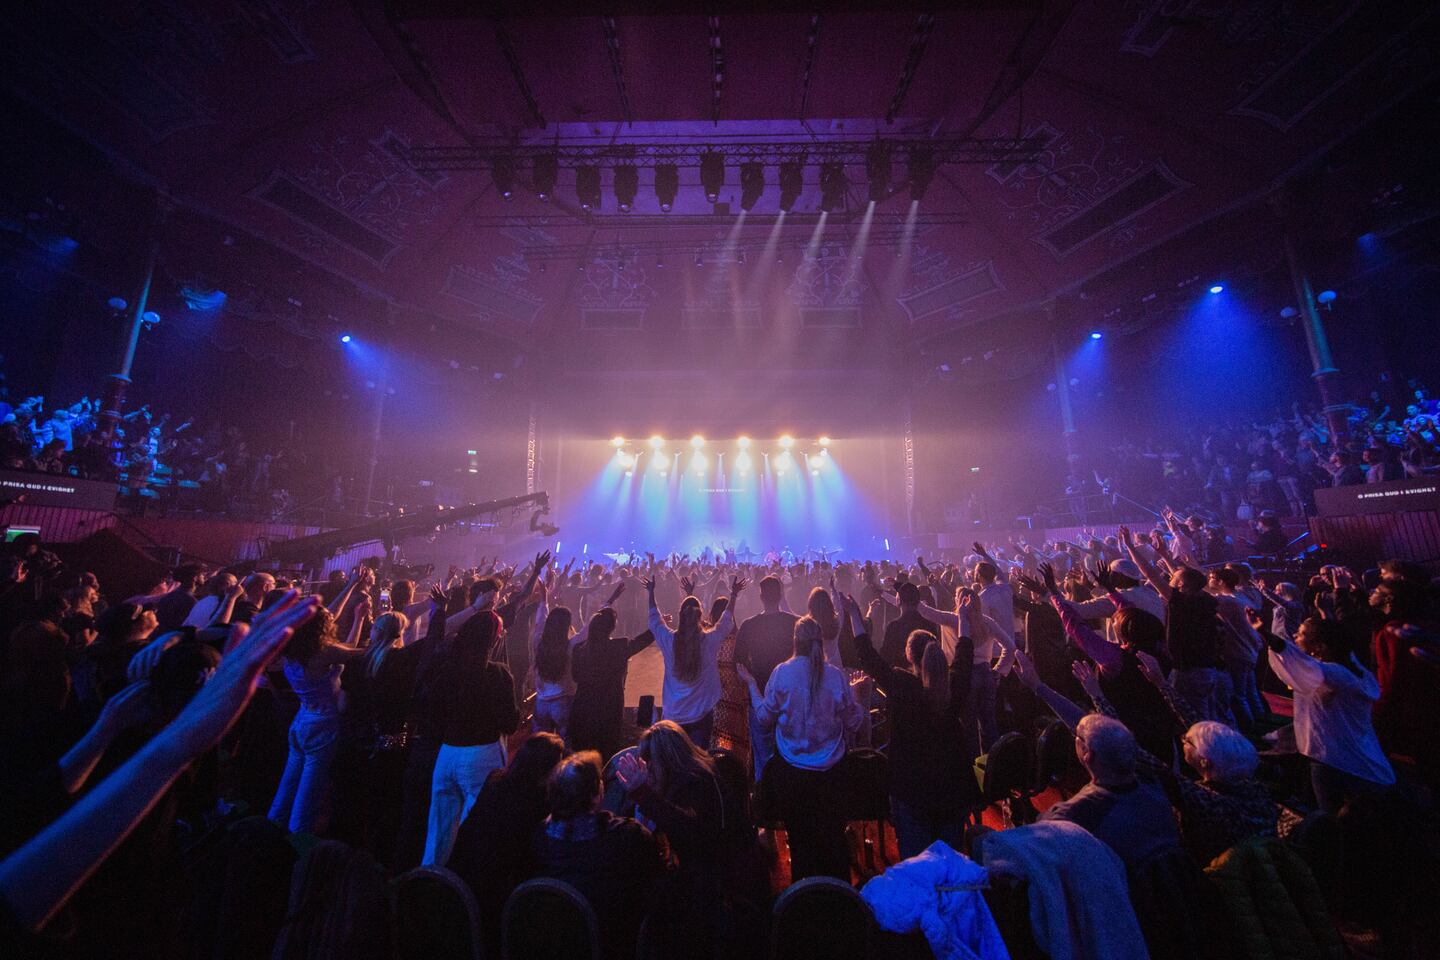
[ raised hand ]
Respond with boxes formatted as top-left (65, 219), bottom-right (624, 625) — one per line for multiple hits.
top-left (972, 541), bottom-right (990, 558)
top-left (534, 550), bottom-right (553, 572)
top-left (1011, 649), bottom-right (1041, 691)
top-left (428, 583), bottom-right (447, 609)
top-left (640, 576), bottom-right (656, 595)
top-left (614, 752), bottom-right (649, 791)
top-left (733, 662), bottom-right (759, 693)
top-left (1014, 572), bottom-right (1045, 596)
top-left (1093, 566), bottom-right (1114, 593)
top-left (95, 680), bottom-right (154, 738)
top-left (1134, 651), bottom-right (1166, 687)
top-left (730, 576), bottom-right (749, 595)
top-left (1117, 525), bottom-right (1133, 546)
top-left (680, 576), bottom-right (696, 596)
top-left (164, 591), bottom-right (320, 758)
top-left (865, 598), bottom-right (883, 623)
top-left (1037, 562), bottom-right (1059, 595)
top-left (605, 582), bottom-right (626, 607)
top-left (1071, 660), bottom-right (1104, 701)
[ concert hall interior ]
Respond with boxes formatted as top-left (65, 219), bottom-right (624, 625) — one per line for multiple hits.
top-left (3, 3), bottom-right (1440, 958)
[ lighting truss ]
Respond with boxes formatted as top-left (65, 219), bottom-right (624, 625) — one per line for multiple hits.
top-left (409, 136), bottom-right (1044, 172)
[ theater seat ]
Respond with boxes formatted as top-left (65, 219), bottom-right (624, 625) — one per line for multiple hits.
top-left (392, 865), bottom-right (483, 960)
top-left (771, 876), bottom-right (873, 960)
top-left (501, 878), bottom-right (600, 960)
top-left (973, 731), bottom-right (1037, 825)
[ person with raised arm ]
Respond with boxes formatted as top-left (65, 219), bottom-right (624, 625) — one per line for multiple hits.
top-left (851, 591), bottom-right (978, 858)
top-left (912, 573), bottom-right (1016, 753)
top-left (641, 573), bottom-right (746, 747)
top-left (734, 610), bottom-right (864, 880)
top-left (0, 592), bottom-right (320, 934)
top-left (266, 590), bottom-right (372, 834)
top-left (1017, 562), bottom-right (1178, 761)
top-left (1116, 525), bottom-right (1230, 723)
top-left (1262, 612), bottom-right (1394, 813)
top-left (419, 599), bottom-right (520, 866)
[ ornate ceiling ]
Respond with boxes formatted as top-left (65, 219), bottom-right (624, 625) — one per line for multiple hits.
top-left (6, 0), bottom-right (1439, 385)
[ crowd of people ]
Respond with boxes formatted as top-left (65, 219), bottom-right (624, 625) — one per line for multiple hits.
top-left (2, 516), bottom-right (1437, 959)
top-left (1077, 379), bottom-right (1440, 524)
top-left (0, 390), bottom-right (351, 519)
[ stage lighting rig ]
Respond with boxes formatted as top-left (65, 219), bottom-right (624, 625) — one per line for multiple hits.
top-left (819, 163), bottom-right (846, 212)
top-left (907, 146), bottom-right (935, 201)
top-left (779, 162), bottom-right (804, 211)
top-left (492, 157), bottom-right (515, 200)
top-left (866, 142), bottom-right (892, 203)
top-left (613, 165), bottom-right (639, 212)
top-left (740, 163), bottom-right (764, 211)
top-left (700, 152), bottom-right (725, 203)
top-left (654, 163), bottom-right (679, 211)
top-left (533, 154), bottom-right (558, 201)
top-left (576, 166), bottom-right (601, 211)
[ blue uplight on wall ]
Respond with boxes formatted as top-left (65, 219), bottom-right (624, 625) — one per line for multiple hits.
top-left (1208, 284), bottom-right (1225, 294)
top-left (1089, 331), bottom-right (1103, 340)
top-left (340, 334), bottom-right (353, 344)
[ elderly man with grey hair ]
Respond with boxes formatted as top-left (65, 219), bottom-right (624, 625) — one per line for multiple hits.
top-left (1038, 713), bottom-right (1182, 869)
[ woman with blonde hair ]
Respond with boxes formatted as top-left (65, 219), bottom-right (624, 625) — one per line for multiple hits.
top-left (735, 613), bottom-right (864, 879)
top-left (642, 574), bottom-right (746, 747)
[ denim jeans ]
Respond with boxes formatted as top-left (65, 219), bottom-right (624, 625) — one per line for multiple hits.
top-left (890, 799), bottom-right (969, 861)
top-left (968, 662), bottom-right (998, 755)
top-left (1225, 656), bottom-right (1264, 731)
top-left (268, 708), bottom-right (340, 834)
top-left (533, 694), bottom-right (573, 743)
top-left (423, 740), bottom-right (506, 866)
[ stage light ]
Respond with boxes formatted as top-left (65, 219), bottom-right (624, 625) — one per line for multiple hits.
top-left (740, 163), bottom-right (764, 211)
top-left (613, 165), bottom-right (638, 212)
top-left (779, 162), bottom-right (803, 212)
top-left (655, 163), bottom-right (679, 212)
top-left (1208, 284), bottom-right (1224, 294)
top-left (625, 470), bottom-right (633, 477)
top-left (611, 436), bottom-right (626, 448)
top-left (779, 435), bottom-right (794, 449)
top-left (737, 436), bottom-right (751, 448)
top-left (1089, 331), bottom-right (1102, 340)
top-left (700, 152), bottom-right (724, 203)
top-left (492, 156), bottom-right (515, 200)
top-left (866, 142), bottom-right (892, 203)
top-left (818, 435), bottom-right (831, 447)
top-left (108, 296), bottom-right (128, 311)
top-left (576, 166), bottom-right (601, 211)
top-left (649, 435), bottom-right (664, 449)
top-left (534, 154), bottom-right (558, 201)
top-left (908, 146), bottom-right (935, 201)
top-left (819, 163), bottom-right (846, 212)
top-left (1317, 289), bottom-right (1337, 304)
top-left (812, 469), bottom-right (821, 476)
top-left (340, 334), bottom-right (352, 344)
top-left (690, 435), bottom-right (705, 449)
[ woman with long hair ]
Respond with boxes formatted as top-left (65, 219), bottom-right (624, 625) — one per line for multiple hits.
top-left (527, 578), bottom-right (599, 743)
top-left (642, 574), bottom-right (746, 747)
top-left (267, 606), bottom-right (369, 834)
top-left (735, 614), bottom-right (864, 880)
top-left (419, 608), bottom-right (519, 865)
top-left (615, 719), bottom-right (768, 955)
top-left (851, 591), bottom-right (977, 858)
top-left (448, 731), bottom-right (567, 956)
